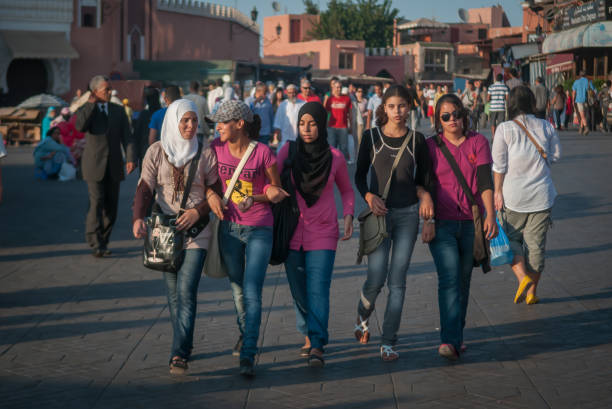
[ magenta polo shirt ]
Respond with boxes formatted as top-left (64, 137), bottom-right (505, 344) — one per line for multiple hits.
top-left (426, 132), bottom-right (492, 220)
top-left (277, 143), bottom-right (355, 252)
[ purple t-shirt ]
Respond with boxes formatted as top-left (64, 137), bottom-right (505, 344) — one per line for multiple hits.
top-left (211, 139), bottom-right (276, 226)
top-left (426, 132), bottom-right (492, 220)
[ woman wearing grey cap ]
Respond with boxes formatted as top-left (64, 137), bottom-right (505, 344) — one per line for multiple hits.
top-left (207, 100), bottom-right (288, 377)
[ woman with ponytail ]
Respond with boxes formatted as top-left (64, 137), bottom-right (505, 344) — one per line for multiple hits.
top-left (206, 100), bottom-right (288, 377)
top-left (353, 85), bottom-right (434, 361)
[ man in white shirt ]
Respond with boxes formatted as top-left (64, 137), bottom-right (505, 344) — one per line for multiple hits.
top-left (366, 82), bottom-right (383, 129)
top-left (272, 84), bottom-right (304, 151)
top-left (184, 80), bottom-right (210, 140)
top-left (207, 79), bottom-right (224, 114)
top-left (425, 83), bottom-right (436, 128)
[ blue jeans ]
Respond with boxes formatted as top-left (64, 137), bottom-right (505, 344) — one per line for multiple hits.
top-left (553, 109), bottom-right (563, 128)
top-left (358, 204), bottom-right (419, 346)
top-left (327, 127), bottom-right (349, 160)
top-left (164, 248), bottom-right (206, 362)
top-left (428, 219), bottom-right (475, 352)
top-left (219, 221), bottom-right (272, 362)
top-left (284, 249), bottom-right (336, 350)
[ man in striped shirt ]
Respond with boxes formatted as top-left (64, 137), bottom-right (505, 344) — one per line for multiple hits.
top-left (488, 73), bottom-right (509, 139)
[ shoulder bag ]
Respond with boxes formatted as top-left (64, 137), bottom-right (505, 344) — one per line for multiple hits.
top-left (204, 140), bottom-right (257, 278)
top-left (143, 141), bottom-right (203, 273)
top-left (434, 135), bottom-right (491, 273)
top-left (356, 128), bottom-right (414, 264)
top-left (270, 141), bottom-right (300, 265)
top-left (512, 119), bottom-right (548, 162)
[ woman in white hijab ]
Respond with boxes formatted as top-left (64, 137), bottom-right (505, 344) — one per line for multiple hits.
top-left (132, 99), bottom-right (221, 375)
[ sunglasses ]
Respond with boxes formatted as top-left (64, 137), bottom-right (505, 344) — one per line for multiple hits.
top-left (440, 111), bottom-right (463, 122)
top-left (302, 86), bottom-right (310, 89)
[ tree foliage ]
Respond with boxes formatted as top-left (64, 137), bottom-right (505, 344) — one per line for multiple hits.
top-left (303, 0), bottom-right (320, 14)
top-left (307, 0), bottom-right (399, 48)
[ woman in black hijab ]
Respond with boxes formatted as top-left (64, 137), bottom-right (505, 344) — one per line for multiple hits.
top-left (276, 101), bottom-right (355, 368)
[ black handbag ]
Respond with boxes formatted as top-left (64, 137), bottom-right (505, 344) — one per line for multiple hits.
top-left (143, 141), bottom-right (204, 273)
top-left (270, 141), bottom-right (300, 265)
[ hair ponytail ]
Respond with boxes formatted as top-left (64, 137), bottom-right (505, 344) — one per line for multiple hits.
top-left (244, 114), bottom-right (262, 140)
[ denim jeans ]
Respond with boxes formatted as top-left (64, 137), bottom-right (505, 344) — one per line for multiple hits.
top-left (428, 219), bottom-right (475, 353)
top-left (327, 127), bottom-right (349, 160)
top-left (284, 249), bottom-right (336, 350)
top-left (553, 109), bottom-right (563, 128)
top-left (219, 221), bottom-right (272, 361)
top-left (164, 248), bottom-right (207, 362)
top-left (358, 204), bottom-right (419, 346)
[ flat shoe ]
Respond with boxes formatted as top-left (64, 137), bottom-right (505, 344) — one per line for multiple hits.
top-left (308, 352), bottom-right (325, 368)
top-left (438, 344), bottom-right (458, 361)
top-left (526, 294), bottom-right (539, 305)
top-left (300, 346), bottom-right (311, 357)
top-left (380, 345), bottom-right (399, 362)
top-left (514, 276), bottom-right (534, 304)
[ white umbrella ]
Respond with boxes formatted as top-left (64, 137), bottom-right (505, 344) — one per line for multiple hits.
top-left (17, 94), bottom-right (68, 109)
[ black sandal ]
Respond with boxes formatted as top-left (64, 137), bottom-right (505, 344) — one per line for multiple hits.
top-left (169, 356), bottom-right (188, 375)
top-left (308, 351), bottom-right (325, 368)
top-left (300, 346), bottom-right (311, 357)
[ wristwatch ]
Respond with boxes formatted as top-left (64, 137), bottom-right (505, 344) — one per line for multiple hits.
top-left (425, 218), bottom-right (435, 225)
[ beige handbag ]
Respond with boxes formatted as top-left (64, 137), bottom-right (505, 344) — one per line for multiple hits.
top-left (203, 141), bottom-right (257, 278)
top-left (356, 129), bottom-right (414, 264)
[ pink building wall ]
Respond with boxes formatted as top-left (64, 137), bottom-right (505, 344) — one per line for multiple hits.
top-left (151, 10), bottom-right (258, 62)
top-left (69, 0), bottom-right (259, 99)
top-left (263, 15), bottom-right (364, 77)
top-left (365, 55), bottom-right (413, 84)
top-left (468, 6), bottom-right (506, 28)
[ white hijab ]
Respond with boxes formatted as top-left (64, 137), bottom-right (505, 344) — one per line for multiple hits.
top-left (160, 99), bottom-right (199, 168)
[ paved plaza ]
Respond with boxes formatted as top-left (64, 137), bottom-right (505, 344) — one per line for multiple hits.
top-left (1, 128), bottom-right (611, 409)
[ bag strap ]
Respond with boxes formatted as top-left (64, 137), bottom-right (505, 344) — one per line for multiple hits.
top-left (179, 140), bottom-right (203, 216)
top-left (381, 128), bottom-right (414, 201)
top-left (223, 140), bottom-right (258, 205)
top-left (435, 135), bottom-right (477, 207)
top-left (512, 119), bottom-right (548, 160)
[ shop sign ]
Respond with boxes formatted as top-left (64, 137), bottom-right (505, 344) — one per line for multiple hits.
top-left (563, 0), bottom-right (606, 29)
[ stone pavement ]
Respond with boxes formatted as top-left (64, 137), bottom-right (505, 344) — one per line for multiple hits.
top-left (1, 128), bottom-right (611, 409)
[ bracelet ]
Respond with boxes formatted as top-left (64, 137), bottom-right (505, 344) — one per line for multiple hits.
top-left (424, 218), bottom-right (435, 225)
top-left (263, 184), bottom-right (273, 195)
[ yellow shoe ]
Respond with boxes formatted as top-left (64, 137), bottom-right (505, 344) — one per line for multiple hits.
top-left (525, 294), bottom-right (539, 305)
top-left (514, 276), bottom-right (534, 304)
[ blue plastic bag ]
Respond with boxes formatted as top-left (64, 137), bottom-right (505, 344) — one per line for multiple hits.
top-left (489, 214), bottom-right (514, 266)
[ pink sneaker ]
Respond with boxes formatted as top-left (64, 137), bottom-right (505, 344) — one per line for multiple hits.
top-left (438, 344), bottom-right (459, 361)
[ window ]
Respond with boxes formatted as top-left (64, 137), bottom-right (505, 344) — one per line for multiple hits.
top-left (339, 52), bottom-right (354, 69)
top-left (81, 6), bottom-right (96, 27)
top-left (466, 29), bottom-right (473, 34)
top-left (478, 29), bottom-right (487, 40)
top-left (290, 19), bottom-right (301, 42)
top-left (424, 49), bottom-right (450, 72)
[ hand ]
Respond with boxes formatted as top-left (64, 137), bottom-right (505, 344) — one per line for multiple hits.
top-left (494, 191), bottom-right (504, 212)
top-left (126, 162), bottom-right (136, 174)
top-left (419, 193), bottom-right (434, 220)
top-left (133, 219), bottom-right (146, 238)
top-left (421, 222), bottom-right (435, 243)
top-left (483, 214), bottom-right (498, 240)
top-left (87, 91), bottom-right (97, 104)
top-left (237, 196), bottom-right (254, 212)
top-left (265, 185), bottom-right (290, 203)
top-left (365, 192), bottom-right (387, 216)
top-left (341, 215), bottom-right (354, 241)
top-left (176, 208), bottom-right (200, 231)
top-left (207, 192), bottom-right (226, 220)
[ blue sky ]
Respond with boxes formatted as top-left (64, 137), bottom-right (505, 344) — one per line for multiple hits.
top-left (213, 0), bottom-right (524, 29)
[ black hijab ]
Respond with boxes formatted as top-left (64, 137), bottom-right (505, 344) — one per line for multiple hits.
top-left (292, 102), bottom-right (333, 207)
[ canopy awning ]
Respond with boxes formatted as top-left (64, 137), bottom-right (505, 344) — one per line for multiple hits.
top-left (509, 43), bottom-right (540, 60)
top-left (546, 53), bottom-right (574, 74)
top-left (1, 30), bottom-right (79, 59)
top-left (542, 21), bottom-right (612, 54)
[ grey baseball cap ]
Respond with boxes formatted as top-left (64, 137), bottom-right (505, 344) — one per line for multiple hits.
top-left (207, 100), bottom-right (253, 123)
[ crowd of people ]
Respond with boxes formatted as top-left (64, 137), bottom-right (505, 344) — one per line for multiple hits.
top-left (30, 71), bottom-right (568, 378)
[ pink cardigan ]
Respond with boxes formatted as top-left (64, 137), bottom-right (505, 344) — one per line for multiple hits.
top-left (277, 143), bottom-right (355, 252)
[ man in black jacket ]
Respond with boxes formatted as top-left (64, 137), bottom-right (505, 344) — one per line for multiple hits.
top-left (76, 75), bottom-right (136, 257)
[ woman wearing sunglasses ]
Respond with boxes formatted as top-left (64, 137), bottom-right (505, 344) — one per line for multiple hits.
top-left (424, 94), bottom-right (497, 361)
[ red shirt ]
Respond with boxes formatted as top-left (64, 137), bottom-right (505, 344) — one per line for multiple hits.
top-left (325, 95), bottom-right (352, 129)
top-left (297, 94), bottom-right (321, 103)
